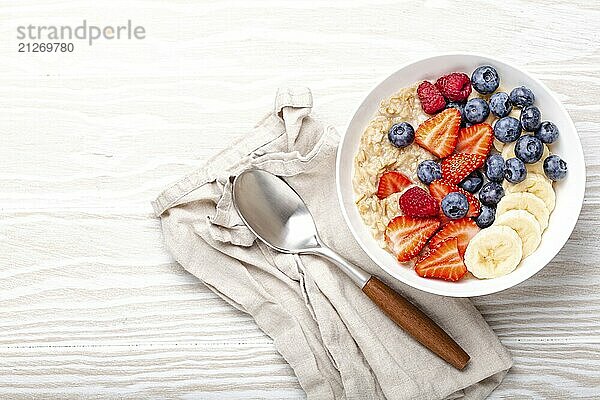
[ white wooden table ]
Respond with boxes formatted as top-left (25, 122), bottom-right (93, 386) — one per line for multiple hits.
top-left (1, 1), bottom-right (599, 398)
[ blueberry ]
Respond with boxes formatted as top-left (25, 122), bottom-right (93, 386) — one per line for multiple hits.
top-left (471, 65), bottom-right (500, 94)
top-left (464, 98), bottom-right (490, 124)
top-left (493, 116), bottom-right (522, 143)
top-left (504, 157), bottom-right (527, 183)
top-left (459, 170), bottom-right (484, 193)
top-left (485, 154), bottom-right (506, 182)
top-left (479, 182), bottom-right (505, 206)
top-left (475, 205), bottom-right (496, 228)
top-left (441, 192), bottom-right (469, 219)
top-left (514, 135), bottom-right (543, 163)
top-left (388, 122), bottom-right (415, 148)
top-left (543, 155), bottom-right (568, 181)
top-left (489, 92), bottom-right (513, 118)
top-left (417, 160), bottom-right (442, 185)
top-left (446, 101), bottom-right (466, 126)
top-left (535, 121), bottom-right (559, 144)
top-left (509, 86), bottom-right (535, 108)
top-left (520, 105), bottom-right (542, 132)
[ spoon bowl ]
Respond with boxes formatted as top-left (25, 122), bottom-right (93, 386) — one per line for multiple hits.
top-left (232, 169), bottom-right (319, 253)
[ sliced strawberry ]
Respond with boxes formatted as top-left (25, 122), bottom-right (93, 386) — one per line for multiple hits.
top-left (399, 187), bottom-right (439, 218)
top-left (441, 153), bottom-right (486, 184)
top-left (415, 237), bottom-right (467, 281)
top-left (437, 212), bottom-right (452, 226)
top-left (377, 171), bottom-right (412, 199)
top-left (385, 216), bottom-right (440, 262)
top-left (429, 218), bottom-right (480, 256)
top-left (428, 180), bottom-right (453, 206)
top-left (454, 123), bottom-right (493, 157)
top-left (429, 180), bottom-right (481, 217)
top-left (415, 108), bottom-right (461, 158)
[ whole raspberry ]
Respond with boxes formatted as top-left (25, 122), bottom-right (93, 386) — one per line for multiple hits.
top-left (399, 186), bottom-right (439, 218)
top-left (435, 73), bottom-right (472, 102)
top-left (417, 81), bottom-right (446, 114)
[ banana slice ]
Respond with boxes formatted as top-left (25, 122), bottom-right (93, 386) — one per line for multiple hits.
top-left (493, 138), bottom-right (504, 152)
top-left (504, 173), bottom-right (555, 211)
top-left (494, 209), bottom-right (541, 258)
top-left (496, 192), bottom-right (550, 231)
top-left (500, 141), bottom-right (514, 160)
top-left (464, 226), bottom-right (523, 279)
top-left (508, 109), bottom-right (521, 119)
top-left (501, 142), bottom-right (550, 175)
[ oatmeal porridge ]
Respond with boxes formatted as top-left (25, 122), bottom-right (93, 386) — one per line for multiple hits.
top-left (350, 66), bottom-right (567, 282)
top-left (352, 85), bottom-right (433, 245)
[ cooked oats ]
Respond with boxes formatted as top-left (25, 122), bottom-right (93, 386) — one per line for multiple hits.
top-left (353, 84), bottom-right (434, 245)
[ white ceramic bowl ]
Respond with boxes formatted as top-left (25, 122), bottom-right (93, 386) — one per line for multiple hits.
top-left (337, 54), bottom-right (585, 297)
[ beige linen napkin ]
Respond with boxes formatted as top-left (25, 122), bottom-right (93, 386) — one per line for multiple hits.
top-left (153, 87), bottom-right (513, 400)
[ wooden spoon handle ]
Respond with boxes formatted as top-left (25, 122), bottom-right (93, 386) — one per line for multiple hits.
top-left (362, 276), bottom-right (470, 370)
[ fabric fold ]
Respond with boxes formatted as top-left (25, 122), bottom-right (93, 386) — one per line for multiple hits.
top-left (154, 87), bottom-right (513, 400)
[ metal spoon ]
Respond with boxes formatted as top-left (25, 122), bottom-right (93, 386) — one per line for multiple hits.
top-left (232, 169), bottom-right (470, 370)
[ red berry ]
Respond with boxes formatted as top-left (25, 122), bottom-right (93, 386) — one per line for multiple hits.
top-left (399, 187), bottom-right (439, 218)
top-left (415, 237), bottom-right (467, 281)
top-left (429, 218), bottom-right (480, 256)
top-left (441, 153), bottom-right (486, 184)
top-left (377, 171), bottom-right (412, 199)
top-left (414, 108), bottom-right (461, 158)
top-left (454, 123), bottom-right (493, 157)
top-left (435, 73), bottom-right (472, 102)
top-left (385, 216), bottom-right (440, 262)
top-left (417, 81), bottom-right (446, 114)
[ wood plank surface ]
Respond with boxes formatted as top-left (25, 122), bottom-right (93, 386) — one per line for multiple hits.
top-left (1, 0), bottom-right (599, 398)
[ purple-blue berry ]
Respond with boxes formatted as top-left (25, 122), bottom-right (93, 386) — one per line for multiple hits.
top-left (388, 122), bottom-right (415, 148)
top-left (515, 135), bottom-right (543, 164)
top-left (520, 105), bottom-right (542, 132)
top-left (464, 98), bottom-right (490, 124)
top-left (509, 86), bottom-right (535, 108)
top-left (485, 154), bottom-right (506, 182)
top-left (475, 205), bottom-right (496, 228)
top-left (489, 92), bottom-right (513, 118)
top-left (471, 65), bottom-right (500, 94)
top-left (459, 170), bottom-right (484, 194)
top-left (494, 116), bottom-right (522, 143)
top-left (479, 182), bottom-right (505, 206)
top-left (535, 121), bottom-right (559, 144)
top-left (441, 192), bottom-right (469, 219)
top-left (543, 155), bottom-right (568, 181)
top-left (417, 160), bottom-right (442, 185)
top-left (504, 157), bottom-right (527, 183)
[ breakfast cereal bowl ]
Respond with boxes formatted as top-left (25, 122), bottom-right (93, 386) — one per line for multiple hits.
top-left (336, 54), bottom-right (585, 297)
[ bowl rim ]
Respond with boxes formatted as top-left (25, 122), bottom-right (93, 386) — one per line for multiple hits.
top-left (335, 52), bottom-right (586, 297)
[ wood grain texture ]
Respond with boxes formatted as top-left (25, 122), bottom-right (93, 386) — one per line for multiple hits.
top-left (0, 0), bottom-right (599, 398)
top-left (363, 277), bottom-right (470, 370)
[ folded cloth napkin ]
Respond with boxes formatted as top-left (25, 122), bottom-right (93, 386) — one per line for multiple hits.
top-left (152, 87), bottom-right (513, 400)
